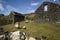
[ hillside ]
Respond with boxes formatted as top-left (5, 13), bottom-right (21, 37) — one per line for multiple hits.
top-left (0, 20), bottom-right (60, 40)
top-left (24, 13), bottom-right (35, 20)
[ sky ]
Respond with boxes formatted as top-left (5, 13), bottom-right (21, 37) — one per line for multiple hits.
top-left (0, 0), bottom-right (60, 15)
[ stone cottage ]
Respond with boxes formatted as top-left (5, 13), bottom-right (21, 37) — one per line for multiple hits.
top-left (9, 11), bottom-right (25, 23)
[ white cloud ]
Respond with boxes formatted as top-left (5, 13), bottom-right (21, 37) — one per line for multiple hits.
top-left (0, 0), bottom-right (2, 2)
top-left (6, 5), bottom-right (18, 11)
top-left (29, 10), bottom-right (35, 13)
top-left (0, 0), bottom-right (6, 3)
top-left (31, 2), bottom-right (39, 6)
top-left (54, 0), bottom-right (56, 2)
top-left (0, 3), bottom-right (4, 11)
top-left (26, 10), bottom-right (35, 13)
top-left (28, 7), bottom-right (31, 10)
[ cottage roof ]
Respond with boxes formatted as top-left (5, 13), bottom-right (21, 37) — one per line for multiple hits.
top-left (9, 11), bottom-right (24, 16)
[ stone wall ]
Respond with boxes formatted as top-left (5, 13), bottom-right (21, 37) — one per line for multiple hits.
top-left (34, 2), bottom-right (60, 23)
top-left (0, 15), bottom-right (12, 25)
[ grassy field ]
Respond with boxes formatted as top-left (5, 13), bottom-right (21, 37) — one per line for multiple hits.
top-left (0, 20), bottom-right (60, 40)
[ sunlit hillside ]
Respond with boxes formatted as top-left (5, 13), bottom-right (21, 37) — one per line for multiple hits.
top-left (0, 20), bottom-right (60, 40)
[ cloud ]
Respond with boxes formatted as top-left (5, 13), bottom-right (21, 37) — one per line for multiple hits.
top-left (0, 0), bottom-right (6, 3)
top-left (26, 10), bottom-right (35, 13)
top-left (54, 0), bottom-right (56, 2)
top-left (29, 10), bottom-right (35, 13)
top-left (31, 2), bottom-right (39, 6)
top-left (28, 7), bottom-right (31, 10)
top-left (0, 0), bottom-right (2, 2)
top-left (0, 3), bottom-right (4, 11)
top-left (6, 5), bottom-right (18, 12)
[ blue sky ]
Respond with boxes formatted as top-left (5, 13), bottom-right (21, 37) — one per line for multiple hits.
top-left (0, 0), bottom-right (60, 15)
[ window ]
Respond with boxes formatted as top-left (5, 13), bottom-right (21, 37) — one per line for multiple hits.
top-left (44, 5), bottom-right (48, 11)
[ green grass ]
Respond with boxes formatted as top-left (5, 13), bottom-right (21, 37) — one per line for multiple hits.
top-left (0, 20), bottom-right (60, 40)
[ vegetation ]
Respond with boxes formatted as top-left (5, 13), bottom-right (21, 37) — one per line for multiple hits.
top-left (24, 13), bottom-right (35, 20)
top-left (0, 20), bottom-right (60, 40)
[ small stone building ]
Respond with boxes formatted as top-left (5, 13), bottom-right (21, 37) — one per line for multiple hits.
top-left (34, 2), bottom-right (60, 23)
top-left (9, 11), bottom-right (25, 23)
